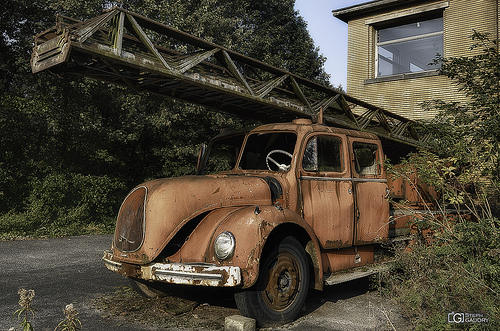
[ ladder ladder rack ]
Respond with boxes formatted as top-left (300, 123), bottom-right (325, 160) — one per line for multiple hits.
top-left (31, 7), bottom-right (428, 147)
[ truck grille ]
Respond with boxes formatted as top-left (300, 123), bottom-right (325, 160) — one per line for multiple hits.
top-left (114, 186), bottom-right (146, 252)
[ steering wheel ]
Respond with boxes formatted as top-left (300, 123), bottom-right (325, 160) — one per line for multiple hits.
top-left (266, 150), bottom-right (293, 171)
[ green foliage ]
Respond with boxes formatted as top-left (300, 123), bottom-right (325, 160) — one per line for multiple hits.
top-left (0, 0), bottom-right (329, 237)
top-left (120, 0), bottom-right (330, 85)
top-left (384, 218), bottom-right (500, 330)
top-left (423, 31), bottom-right (500, 185)
top-left (0, 172), bottom-right (124, 238)
top-left (383, 31), bottom-right (500, 329)
top-left (386, 152), bottom-right (500, 329)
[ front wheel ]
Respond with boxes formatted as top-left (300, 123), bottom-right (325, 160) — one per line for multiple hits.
top-left (234, 236), bottom-right (310, 327)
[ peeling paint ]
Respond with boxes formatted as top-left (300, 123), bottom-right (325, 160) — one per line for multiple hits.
top-left (99, 108), bottom-right (416, 294)
top-left (149, 262), bottom-right (241, 287)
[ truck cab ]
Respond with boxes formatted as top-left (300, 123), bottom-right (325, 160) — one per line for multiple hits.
top-left (103, 118), bottom-right (398, 327)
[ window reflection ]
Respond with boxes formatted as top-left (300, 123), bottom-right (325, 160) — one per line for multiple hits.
top-left (303, 136), bottom-right (343, 172)
top-left (377, 17), bottom-right (443, 76)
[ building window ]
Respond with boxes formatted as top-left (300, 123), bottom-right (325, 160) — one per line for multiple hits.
top-left (376, 16), bottom-right (443, 77)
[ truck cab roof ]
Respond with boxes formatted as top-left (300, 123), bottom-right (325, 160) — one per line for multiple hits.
top-left (213, 118), bottom-right (380, 141)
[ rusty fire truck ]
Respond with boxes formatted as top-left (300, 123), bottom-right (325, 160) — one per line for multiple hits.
top-left (31, 8), bottom-right (433, 326)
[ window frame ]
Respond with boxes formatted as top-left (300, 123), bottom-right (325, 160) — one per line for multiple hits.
top-left (375, 17), bottom-right (443, 78)
top-left (352, 142), bottom-right (380, 176)
top-left (300, 133), bottom-right (348, 177)
top-left (238, 131), bottom-right (298, 172)
top-left (364, 2), bottom-right (448, 83)
top-left (348, 138), bottom-right (384, 179)
top-left (201, 132), bottom-right (247, 174)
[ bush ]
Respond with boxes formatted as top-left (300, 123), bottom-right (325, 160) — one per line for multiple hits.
top-left (0, 172), bottom-right (124, 238)
top-left (384, 218), bottom-right (500, 330)
top-left (382, 150), bottom-right (500, 330)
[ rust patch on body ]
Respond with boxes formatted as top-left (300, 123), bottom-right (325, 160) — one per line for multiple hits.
top-left (324, 240), bottom-right (350, 249)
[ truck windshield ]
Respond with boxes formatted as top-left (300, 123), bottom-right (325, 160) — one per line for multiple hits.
top-left (240, 132), bottom-right (297, 171)
top-left (204, 134), bottom-right (245, 174)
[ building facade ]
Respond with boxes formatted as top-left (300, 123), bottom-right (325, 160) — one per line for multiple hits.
top-left (333, 0), bottom-right (500, 121)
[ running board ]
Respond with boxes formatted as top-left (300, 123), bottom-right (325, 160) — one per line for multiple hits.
top-left (324, 262), bottom-right (390, 286)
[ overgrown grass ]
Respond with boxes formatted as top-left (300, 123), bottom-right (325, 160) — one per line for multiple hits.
top-left (382, 218), bottom-right (500, 330)
top-left (382, 153), bottom-right (500, 330)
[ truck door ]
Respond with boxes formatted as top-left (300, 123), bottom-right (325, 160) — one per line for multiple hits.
top-left (348, 138), bottom-right (389, 244)
top-left (299, 134), bottom-right (354, 249)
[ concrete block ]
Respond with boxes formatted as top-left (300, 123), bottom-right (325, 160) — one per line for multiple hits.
top-left (224, 315), bottom-right (256, 331)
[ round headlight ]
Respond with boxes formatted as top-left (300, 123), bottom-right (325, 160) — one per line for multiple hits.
top-left (214, 231), bottom-right (235, 260)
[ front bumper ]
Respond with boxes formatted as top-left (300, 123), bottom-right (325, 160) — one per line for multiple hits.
top-left (102, 251), bottom-right (241, 287)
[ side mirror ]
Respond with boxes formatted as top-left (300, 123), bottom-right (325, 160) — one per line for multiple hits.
top-left (196, 143), bottom-right (207, 175)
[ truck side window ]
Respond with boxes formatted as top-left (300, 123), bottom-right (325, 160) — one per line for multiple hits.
top-left (302, 136), bottom-right (343, 172)
top-left (352, 142), bottom-right (379, 175)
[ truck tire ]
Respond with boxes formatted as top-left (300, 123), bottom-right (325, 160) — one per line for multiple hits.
top-left (234, 236), bottom-right (310, 327)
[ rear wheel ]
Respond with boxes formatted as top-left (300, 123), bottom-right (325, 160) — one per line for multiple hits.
top-left (234, 236), bottom-right (310, 327)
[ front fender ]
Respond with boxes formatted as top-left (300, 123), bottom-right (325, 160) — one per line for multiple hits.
top-left (171, 205), bottom-right (322, 289)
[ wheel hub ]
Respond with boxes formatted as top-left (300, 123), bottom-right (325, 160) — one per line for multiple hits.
top-left (263, 252), bottom-right (301, 310)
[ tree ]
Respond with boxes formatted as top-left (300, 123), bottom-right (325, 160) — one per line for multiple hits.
top-left (0, 0), bottom-right (330, 237)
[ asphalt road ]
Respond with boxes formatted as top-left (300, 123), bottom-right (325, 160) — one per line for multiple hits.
top-left (0, 235), bottom-right (410, 330)
top-left (0, 235), bottom-right (156, 331)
